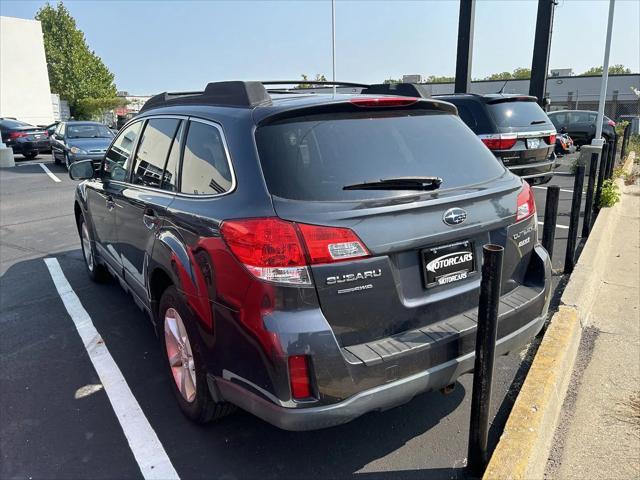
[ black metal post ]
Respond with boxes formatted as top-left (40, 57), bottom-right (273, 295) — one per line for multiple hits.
top-left (582, 153), bottom-right (599, 238)
top-left (606, 137), bottom-right (617, 179)
top-left (529, 0), bottom-right (556, 108)
top-left (467, 244), bottom-right (504, 476)
top-left (594, 143), bottom-right (609, 217)
top-left (542, 186), bottom-right (560, 258)
top-left (455, 0), bottom-right (475, 94)
top-left (621, 123), bottom-right (630, 161)
top-left (564, 165), bottom-right (585, 274)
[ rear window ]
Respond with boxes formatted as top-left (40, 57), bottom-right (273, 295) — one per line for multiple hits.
top-left (488, 101), bottom-right (551, 128)
top-left (0, 119), bottom-right (32, 129)
top-left (255, 111), bottom-right (505, 201)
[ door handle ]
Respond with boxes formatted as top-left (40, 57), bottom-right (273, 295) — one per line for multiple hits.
top-left (143, 208), bottom-right (159, 230)
top-left (106, 196), bottom-right (116, 211)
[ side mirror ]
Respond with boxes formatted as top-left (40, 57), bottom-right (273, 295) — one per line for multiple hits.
top-left (560, 126), bottom-right (567, 134)
top-left (68, 159), bottom-right (95, 180)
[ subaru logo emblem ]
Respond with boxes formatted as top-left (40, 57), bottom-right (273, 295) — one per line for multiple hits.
top-left (443, 208), bottom-right (467, 226)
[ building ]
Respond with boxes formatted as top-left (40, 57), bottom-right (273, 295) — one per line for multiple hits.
top-left (114, 92), bottom-right (152, 128)
top-left (0, 16), bottom-right (54, 125)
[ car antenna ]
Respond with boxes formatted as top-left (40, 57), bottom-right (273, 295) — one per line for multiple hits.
top-left (497, 80), bottom-right (509, 94)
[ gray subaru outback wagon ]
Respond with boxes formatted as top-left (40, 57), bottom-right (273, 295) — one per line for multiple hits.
top-left (69, 81), bottom-right (551, 430)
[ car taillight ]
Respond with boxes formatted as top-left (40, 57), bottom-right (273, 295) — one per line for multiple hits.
top-left (350, 97), bottom-right (419, 107)
top-left (516, 181), bottom-right (536, 222)
top-left (479, 133), bottom-right (518, 150)
top-left (288, 355), bottom-right (312, 400)
top-left (297, 223), bottom-right (369, 264)
top-left (8, 132), bottom-right (27, 139)
top-left (607, 119), bottom-right (616, 127)
top-left (546, 134), bottom-right (556, 145)
top-left (220, 218), bottom-right (369, 285)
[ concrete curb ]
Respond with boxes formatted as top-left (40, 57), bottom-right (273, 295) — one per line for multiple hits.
top-left (483, 151), bottom-right (636, 479)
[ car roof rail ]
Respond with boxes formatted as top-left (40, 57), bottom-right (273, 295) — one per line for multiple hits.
top-left (361, 83), bottom-right (433, 99)
top-left (140, 81), bottom-right (273, 112)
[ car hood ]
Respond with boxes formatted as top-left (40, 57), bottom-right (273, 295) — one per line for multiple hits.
top-left (66, 138), bottom-right (112, 151)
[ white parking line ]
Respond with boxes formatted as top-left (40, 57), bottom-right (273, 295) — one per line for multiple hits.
top-left (537, 220), bottom-right (570, 230)
top-left (44, 258), bottom-right (180, 480)
top-left (38, 163), bottom-right (61, 183)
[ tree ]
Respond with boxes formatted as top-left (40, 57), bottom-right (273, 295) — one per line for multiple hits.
top-left (425, 75), bottom-right (455, 83)
top-left (295, 74), bottom-right (328, 88)
top-left (481, 67), bottom-right (531, 81)
top-left (484, 71), bottom-right (513, 81)
top-left (36, 1), bottom-right (119, 119)
top-left (580, 64), bottom-right (632, 76)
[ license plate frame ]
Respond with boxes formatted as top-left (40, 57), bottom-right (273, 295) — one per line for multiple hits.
top-left (526, 137), bottom-right (541, 149)
top-left (422, 240), bottom-right (475, 288)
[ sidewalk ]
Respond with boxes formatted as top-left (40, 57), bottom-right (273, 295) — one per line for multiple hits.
top-left (545, 178), bottom-right (640, 479)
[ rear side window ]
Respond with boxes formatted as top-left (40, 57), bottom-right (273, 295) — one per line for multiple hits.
top-left (255, 111), bottom-right (505, 201)
top-left (131, 118), bottom-right (181, 189)
top-left (180, 121), bottom-right (233, 195)
top-left (104, 121), bottom-right (142, 181)
top-left (488, 101), bottom-right (551, 128)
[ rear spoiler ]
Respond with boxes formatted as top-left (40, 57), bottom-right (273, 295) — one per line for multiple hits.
top-left (485, 95), bottom-right (538, 104)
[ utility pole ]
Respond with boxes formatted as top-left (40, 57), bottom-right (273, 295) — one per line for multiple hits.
top-left (331, 0), bottom-right (336, 96)
top-left (593, 0), bottom-right (616, 146)
top-left (455, 0), bottom-right (475, 94)
top-left (529, 0), bottom-right (556, 108)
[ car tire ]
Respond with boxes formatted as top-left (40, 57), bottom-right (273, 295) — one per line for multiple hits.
top-left (54, 152), bottom-right (61, 165)
top-left (23, 151), bottom-right (38, 160)
top-left (65, 153), bottom-right (71, 170)
top-left (159, 285), bottom-right (235, 424)
top-left (78, 214), bottom-right (109, 283)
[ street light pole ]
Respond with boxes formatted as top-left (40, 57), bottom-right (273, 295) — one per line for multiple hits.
top-left (331, 0), bottom-right (336, 96)
top-left (593, 0), bottom-right (616, 146)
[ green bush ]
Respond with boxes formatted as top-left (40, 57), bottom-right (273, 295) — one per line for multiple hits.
top-left (598, 179), bottom-right (620, 208)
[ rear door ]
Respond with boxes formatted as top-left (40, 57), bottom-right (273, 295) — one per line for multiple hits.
top-left (255, 103), bottom-right (527, 346)
top-left (567, 111), bottom-right (596, 144)
top-left (51, 123), bottom-right (65, 160)
top-left (113, 117), bottom-right (183, 302)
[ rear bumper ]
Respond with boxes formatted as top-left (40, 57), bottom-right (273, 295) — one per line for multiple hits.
top-left (507, 158), bottom-right (556, 179)
top-left (215, 244), bottom-right (552, 431)
top-left (217, 312), bottom-right (546, 431)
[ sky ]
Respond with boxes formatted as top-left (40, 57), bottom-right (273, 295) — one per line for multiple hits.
top-left (1, 0), bottom-right (638, 95)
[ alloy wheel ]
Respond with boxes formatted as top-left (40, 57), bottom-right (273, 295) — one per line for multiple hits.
top-left (81, 221), bottom-right (94, 272)
top-left (164, 307), bottom-right (197, 403)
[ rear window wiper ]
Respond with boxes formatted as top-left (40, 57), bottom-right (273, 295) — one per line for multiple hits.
top-left (343, 176), bottom-right (443, 191)
top-left (530, 120), bottom-right (547, 125)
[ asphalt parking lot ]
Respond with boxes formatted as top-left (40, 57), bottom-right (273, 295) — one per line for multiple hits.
top-left (0, 153), bottom-right (585, 480)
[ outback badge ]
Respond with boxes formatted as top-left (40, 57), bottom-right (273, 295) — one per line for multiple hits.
top-left (443, 207), bottom-right (467, 226)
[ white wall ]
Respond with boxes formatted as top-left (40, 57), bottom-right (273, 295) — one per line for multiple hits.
top-left (0, 16), bottom-right (54, 125)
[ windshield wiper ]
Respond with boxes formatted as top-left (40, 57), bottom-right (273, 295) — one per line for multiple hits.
top-left (343, 176), bottom-right (443, 191)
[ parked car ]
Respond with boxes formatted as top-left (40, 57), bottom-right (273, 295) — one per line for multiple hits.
top-left (0, 118), bottom-right (49, 159)
top-left (547, 110), bottom-right (616, 147)
top-left (69, 81), bottom-right (551, 430)
top-left (50, 121), bottom-right (114, 169)
top-left (433, 93), bottom-right (557, 184)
